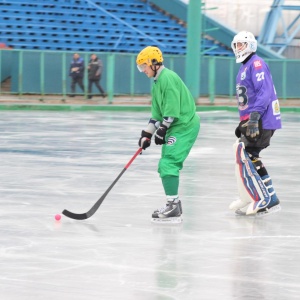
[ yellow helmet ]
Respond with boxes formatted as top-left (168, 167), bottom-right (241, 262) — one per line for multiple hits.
top-left (136, 46), bottom-right (163, 67)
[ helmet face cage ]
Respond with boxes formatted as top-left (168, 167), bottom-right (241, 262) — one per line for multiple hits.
top-left (136, 46), bottom-right (163, 71)
top-left (231, 31), bottom-right (257, 63)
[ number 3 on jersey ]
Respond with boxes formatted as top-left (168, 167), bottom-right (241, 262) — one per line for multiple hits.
top-left (237, 84), bottom-right (247, 104)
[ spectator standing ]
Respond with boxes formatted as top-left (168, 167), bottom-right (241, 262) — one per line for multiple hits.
top-left (69, 53), bottom-right (85, 97)
top-left (87, 54), bottom-right (106, 99)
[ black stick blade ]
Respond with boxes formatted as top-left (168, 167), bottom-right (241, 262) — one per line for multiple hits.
top-left (62, 193), bottom-right (106, 220)
top-left (62, 209), bottom-right (89, 220)
top-left (61, 148), bottom-right (142, 221)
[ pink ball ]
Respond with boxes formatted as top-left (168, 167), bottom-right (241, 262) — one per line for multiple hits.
top-left (55, 214), bottom-right (61, 221)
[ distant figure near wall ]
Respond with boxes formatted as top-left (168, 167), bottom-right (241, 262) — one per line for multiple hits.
top-left (69, 53), bottom-right (85, 97)
top-left (87, 54), bottom-right (106, 99)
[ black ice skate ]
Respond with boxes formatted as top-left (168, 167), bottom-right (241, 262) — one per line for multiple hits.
top-left (256, 197), bottom-right (281, 216)
top-left (235, 198), bottom-right (281, 217)
top-left (151, 199), bottom-right (182, 224)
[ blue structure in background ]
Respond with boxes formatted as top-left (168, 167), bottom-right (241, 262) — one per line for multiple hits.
top-left (258, 0), bottom-right (300, 56)
top-left (1, 0), bottom-right (299, 99)
top-left (0, 0), bottom-right (233, 56)
top-left (149, 0), bottom-right (284, 60)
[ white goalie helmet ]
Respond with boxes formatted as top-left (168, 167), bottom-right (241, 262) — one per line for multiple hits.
top-left (231, 31), bottom-right (257, 63)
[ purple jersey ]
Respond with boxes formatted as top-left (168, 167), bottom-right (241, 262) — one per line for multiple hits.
top-left (236, 54), bottom-right (282, 130)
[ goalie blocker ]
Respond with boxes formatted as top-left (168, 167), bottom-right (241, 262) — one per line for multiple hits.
top-left (229, 140), bottom-right (280, 216)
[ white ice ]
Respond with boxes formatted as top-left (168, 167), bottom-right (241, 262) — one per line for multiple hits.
top-left (0, 111), bottom-right (300, 300)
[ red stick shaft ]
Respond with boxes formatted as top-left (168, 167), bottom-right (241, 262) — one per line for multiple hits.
top-left (125, 148), bottom-right (142, 169)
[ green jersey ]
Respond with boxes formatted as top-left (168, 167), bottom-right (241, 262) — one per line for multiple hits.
top-left (151, 68), bottom-right (198, 131)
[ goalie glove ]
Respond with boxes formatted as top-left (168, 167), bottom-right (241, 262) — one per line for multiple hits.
top-left (242, 112), bottom-right (261, 138)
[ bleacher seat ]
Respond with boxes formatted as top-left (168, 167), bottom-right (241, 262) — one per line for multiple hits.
top-left (0, 0), bottom-right (233, 56)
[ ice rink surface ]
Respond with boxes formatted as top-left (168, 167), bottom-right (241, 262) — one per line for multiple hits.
top-left (0, 110), bottom-right (299, 300)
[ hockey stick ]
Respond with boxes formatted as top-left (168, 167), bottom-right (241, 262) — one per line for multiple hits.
top-left (62, 147), bottom-right (143, 220)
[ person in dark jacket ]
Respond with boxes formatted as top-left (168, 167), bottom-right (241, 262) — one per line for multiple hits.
top-left (87, 54), bottom-right (106, 99)
top-left (69, 53), bottom-right (85, 97)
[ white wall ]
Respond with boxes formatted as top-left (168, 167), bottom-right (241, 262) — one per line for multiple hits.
top-left (182, 0), bottom-right (300, 38)
top-left (203, 0), bottom-right (272, 36)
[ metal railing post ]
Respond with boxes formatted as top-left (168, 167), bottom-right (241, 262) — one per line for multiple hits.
top-left (18, 51), bottom-right (23, 96)
top-left (62, 51), bottom-right (67, 100)
top-left (107, 53), bottom-right (115, 104)
top-left (40, 51), bottom-right (45, 100)
top-left (208, 56), bottom-right (215, 104)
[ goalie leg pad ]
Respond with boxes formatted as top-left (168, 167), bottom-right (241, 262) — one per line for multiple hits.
top-left (234, 175), bottom-right (281, 217)
top-left (232, 141), bottom-right (271, 215)
top-left (229, 199), bottom-right (250, 211)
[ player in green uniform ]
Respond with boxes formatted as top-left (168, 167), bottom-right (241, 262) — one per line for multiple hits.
top-left (136, 46), bottom-right (200, 222)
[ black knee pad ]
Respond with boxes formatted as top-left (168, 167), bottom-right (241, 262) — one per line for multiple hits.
top-left (252, 159), bottom-right (268, 177)
top-left (245, 147), bottom-right (262, 158)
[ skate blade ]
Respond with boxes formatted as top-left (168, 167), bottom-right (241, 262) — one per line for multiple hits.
top-left (151, 216), bottom-right (183, 224)
top-left (256, 204), bottom-right (281, 217)
top-left (235, 204), bottom-right (281, 217)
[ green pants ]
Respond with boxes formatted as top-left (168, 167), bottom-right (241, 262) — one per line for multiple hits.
top-left (158, 114), bottom-right (200, 195)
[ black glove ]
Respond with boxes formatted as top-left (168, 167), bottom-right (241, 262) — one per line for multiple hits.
top-left (235, 126), bottom-right (242, 138)
top-left (242, 112), bottom-right (261, 138)
top-left (155, 124), bottom-right (168, 145)
top-left (138, 130), bottom-right (152, 150)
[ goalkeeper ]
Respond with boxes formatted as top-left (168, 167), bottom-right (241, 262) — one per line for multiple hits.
top-left (230, 31), bottom-right (282, 216)
top-left (136, 46), bottom-right (200, 222)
